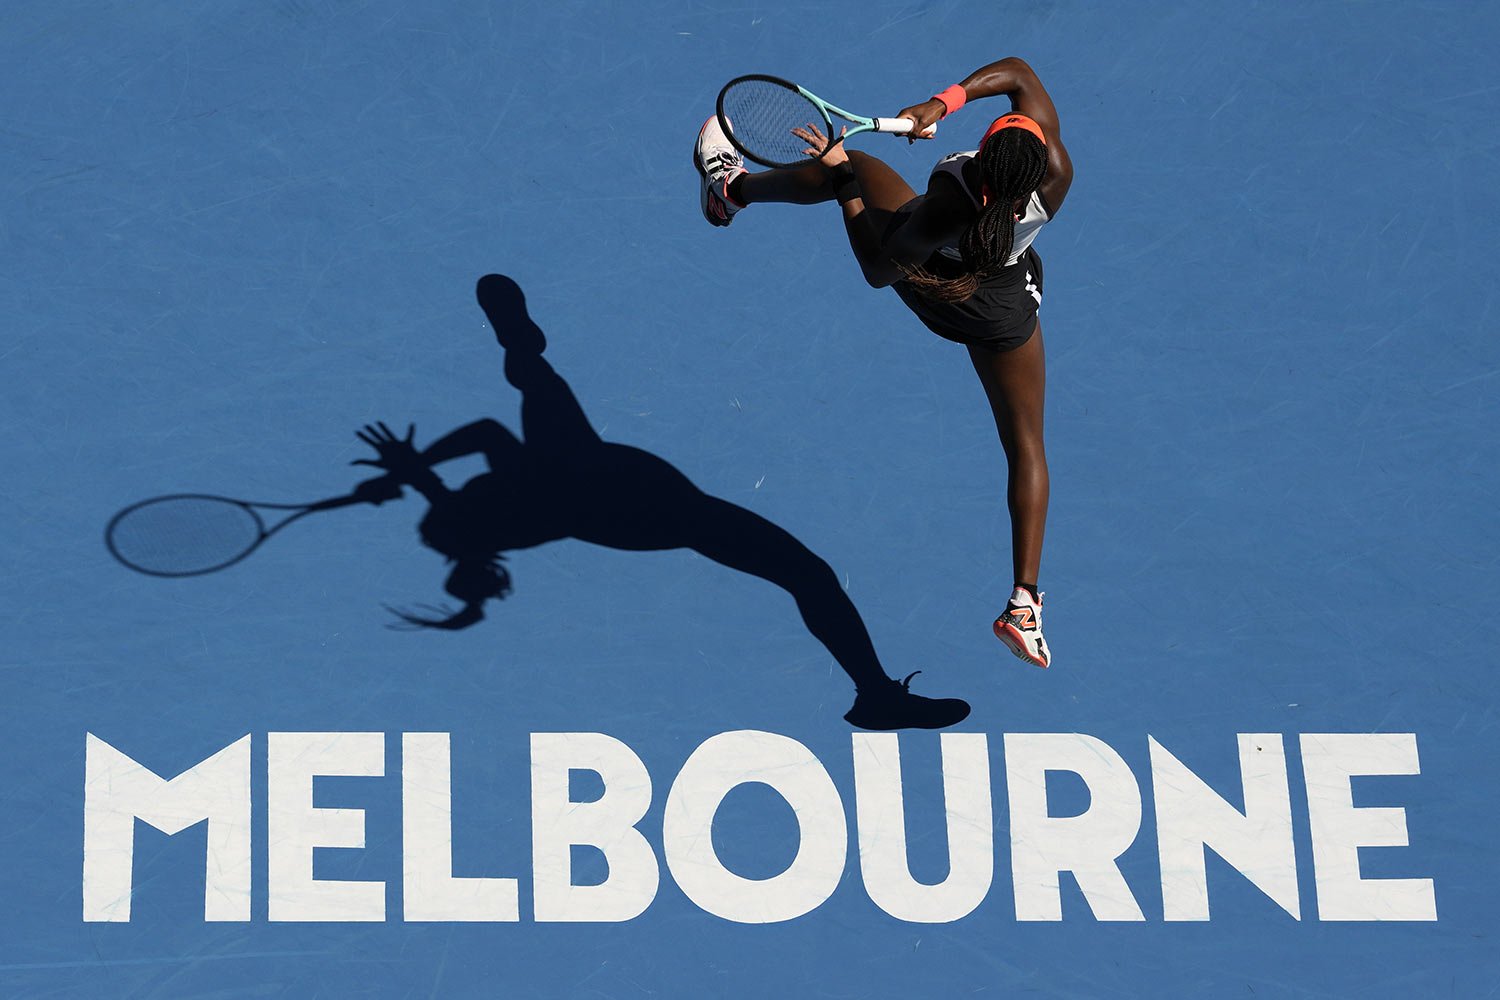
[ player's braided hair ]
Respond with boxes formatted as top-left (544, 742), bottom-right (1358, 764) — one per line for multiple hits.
top-left (902, 128), bottom-right (1047, 303)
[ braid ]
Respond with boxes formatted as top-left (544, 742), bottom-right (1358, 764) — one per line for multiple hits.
top-left (902, 129), bottom-right (1047, 303)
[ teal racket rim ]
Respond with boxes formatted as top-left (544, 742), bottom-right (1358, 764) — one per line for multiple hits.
top-left (717, 74), bottom-right (835, 169)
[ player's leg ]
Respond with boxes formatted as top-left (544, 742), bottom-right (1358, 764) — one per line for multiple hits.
top-left (968, 326), bottom-right (1048, 585)
top-left (474, 273), bottom-right (602, 454)
top-left (680, 494), bottom-right (970, 729)
top-left (696, 115), bottom-right (918, 225)
top-left (734, 149), bottom-right (917, 207)
top-left (967, 324), bottom-right (1052, 668)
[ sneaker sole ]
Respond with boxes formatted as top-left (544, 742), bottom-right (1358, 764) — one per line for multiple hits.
top-left (844, 703), bottom-right (971, 730)
top-left (994, 620), bottom-right (1049, 668)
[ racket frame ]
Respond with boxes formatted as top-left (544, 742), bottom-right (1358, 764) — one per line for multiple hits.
top-left (105, 493), bottom-right (325, 577)
top-left (716, 74), bottom-right (928, 169)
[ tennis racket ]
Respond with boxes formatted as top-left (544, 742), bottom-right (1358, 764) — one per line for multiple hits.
top-left (106, 492), bottom-right (367, 577)
top-left (716, 75), bottom-right (937, 169)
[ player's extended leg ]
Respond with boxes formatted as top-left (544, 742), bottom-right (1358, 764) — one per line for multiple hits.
top-left (967, 325), bottom-right (1052, 668)
top-left (735, 149), bottom-right (918, 212)
top-left (475, 273), bottom-right (602, 456)
top-left (682, 495), bottom-right (970, 730)
top-left (696, 116), bottom-right (918, 225)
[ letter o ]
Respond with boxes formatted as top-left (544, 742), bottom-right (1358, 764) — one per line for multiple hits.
top-left (663, 731), bottom-right (847, 923)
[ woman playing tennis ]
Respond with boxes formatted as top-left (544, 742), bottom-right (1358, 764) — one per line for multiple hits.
top-left (693, 57), bottom-right (1072, 669)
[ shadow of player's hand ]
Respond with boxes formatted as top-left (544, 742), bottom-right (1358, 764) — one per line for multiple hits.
top-left (353, 421), bottom-right (425, 481)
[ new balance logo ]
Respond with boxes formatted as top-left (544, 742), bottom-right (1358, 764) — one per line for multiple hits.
top-left (1005, 606), bottom-right (1036, 630)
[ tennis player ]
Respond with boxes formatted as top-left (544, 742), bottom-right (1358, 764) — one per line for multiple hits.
top-left (694, 57), bottom-right (1071, 669)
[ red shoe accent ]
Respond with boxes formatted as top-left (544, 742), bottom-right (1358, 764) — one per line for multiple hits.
top-left (721, 172), bottom-right (746, 209)
top-left (994, 618), bottom-right (1048, 668)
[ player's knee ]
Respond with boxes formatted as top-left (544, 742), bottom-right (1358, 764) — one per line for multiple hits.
top-left (1014, 437), bottom-right (1048, 474)
top-left (763, 545), bottom-right (838, 594)
top-left (997, 422), bottom-right (1046, 459)
top-left (798, 552), bottom-right (841, 594)
top-left (503, 351), bottom-right (551, 385)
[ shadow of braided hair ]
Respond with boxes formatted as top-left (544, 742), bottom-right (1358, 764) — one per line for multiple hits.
top-left (901, 128), bottom-right (1047, 303)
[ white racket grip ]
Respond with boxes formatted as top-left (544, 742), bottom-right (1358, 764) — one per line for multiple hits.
top-left (873, 116), bottom-right (937, 138)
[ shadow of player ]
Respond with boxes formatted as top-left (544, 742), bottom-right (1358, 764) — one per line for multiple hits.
top-left (352, 274), bottom-right (969, 730)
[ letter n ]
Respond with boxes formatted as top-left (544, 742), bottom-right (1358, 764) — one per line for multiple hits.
top-left (1150, 735), bottom-right (1299, 920)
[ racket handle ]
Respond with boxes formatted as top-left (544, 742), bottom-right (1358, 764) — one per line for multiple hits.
top-left (308, 492), bottom-right (374, 512)
top-left (873, 117), bottom-right (937, 139)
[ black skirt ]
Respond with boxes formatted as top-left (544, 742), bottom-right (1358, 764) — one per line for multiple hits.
top-left (893, 245), bottom-right (1045, 352)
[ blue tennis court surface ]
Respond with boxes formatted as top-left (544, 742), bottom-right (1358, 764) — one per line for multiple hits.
top-left (4, 2), bottom-right (1498, 996)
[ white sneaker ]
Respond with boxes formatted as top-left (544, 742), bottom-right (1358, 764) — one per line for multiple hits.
top-left (694, 116), bottom-right (746, 227)
top-left (994, 586), bottom-right (1050, 668)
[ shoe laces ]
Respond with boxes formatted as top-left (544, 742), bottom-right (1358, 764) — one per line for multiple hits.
top-left (897, 670), bottom-right (922, 691)
top-left (704, 150), bottom-right (742, 175)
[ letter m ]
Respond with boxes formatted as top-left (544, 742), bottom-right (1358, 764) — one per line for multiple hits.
top-left (83, 733), bottom-right (252, 922)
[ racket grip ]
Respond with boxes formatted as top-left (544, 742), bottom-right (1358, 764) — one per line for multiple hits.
top-left (873, 117), bottom-right (937, 138)
top-left (309, 492), bottom-right (375, 512)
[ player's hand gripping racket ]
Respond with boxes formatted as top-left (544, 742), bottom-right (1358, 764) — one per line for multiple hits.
top-left (717, 75), bottom-right (936, 168)
top-left (106, 485), bottom-right (395, 577)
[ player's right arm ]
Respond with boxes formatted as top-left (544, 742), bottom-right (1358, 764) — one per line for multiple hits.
top-left (897, 57), bottom-right (1073, 214)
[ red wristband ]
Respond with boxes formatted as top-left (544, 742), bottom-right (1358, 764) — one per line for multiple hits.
top-left (932, 84), bottom-right (967, 117)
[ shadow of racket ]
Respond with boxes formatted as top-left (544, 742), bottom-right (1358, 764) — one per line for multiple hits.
top-left (105, 493), bottom-right (368, 577)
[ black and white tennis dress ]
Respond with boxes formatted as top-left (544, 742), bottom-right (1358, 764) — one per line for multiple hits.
top-left (892, 149), bottom-right (1052, 352)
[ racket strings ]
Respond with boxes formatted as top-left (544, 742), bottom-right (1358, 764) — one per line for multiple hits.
top-left (107, 497), bottom-right (265, 576)
top-left (720, 80), bottom-right (826, 167)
